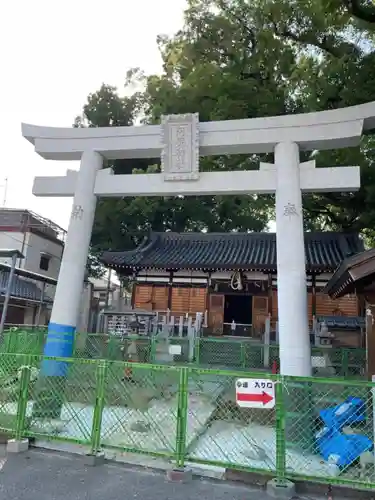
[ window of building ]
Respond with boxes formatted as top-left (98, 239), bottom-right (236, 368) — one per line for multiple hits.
top-left (39, 254), bottom-right (50, 271)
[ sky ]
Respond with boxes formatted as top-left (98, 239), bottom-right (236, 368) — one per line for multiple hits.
top-left (0, 0), bottom-right (186, 230)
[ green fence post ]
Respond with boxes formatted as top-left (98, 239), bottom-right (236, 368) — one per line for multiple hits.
top-left (4, 330), bottom-right (12, 353)
top-left (90, 361), bottom-right (107, 456)
top-left (150, 336), bottom-right (156, 363)
top-left (194, 338), bottom-right (200, 365)
top-left (37, 330), bottom-right (45, 354)
top-left (275, 378), bottom-right (286, 483)
top-left (342, 349), bottom-right (348, 377)
top-left (176, 368), bottom-right (189, 468)
top-left (72, 332), bottom-right (78, 358)
top-left (240, 342), bottom-right (246, 369)
top-left (15, 364), bottom-right (31, 441)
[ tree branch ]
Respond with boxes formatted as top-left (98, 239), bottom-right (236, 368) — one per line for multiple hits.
top-left (276, 24), bottom-right (348, 58)
top-left (344, 0), bottom-right (375, 24)
top-left (215, 0), bottom-right (259, 74)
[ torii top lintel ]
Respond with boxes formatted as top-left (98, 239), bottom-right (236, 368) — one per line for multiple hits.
top-left (22, 101), bottom-right (375, 161)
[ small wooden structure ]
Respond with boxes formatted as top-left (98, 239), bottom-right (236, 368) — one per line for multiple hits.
top-left (325, 248), bottom-right (375, 378)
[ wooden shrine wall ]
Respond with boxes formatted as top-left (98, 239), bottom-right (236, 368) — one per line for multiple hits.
top-left (171, 287), bottom-right (206, 315)
top-left (271, 290), bottom-right (358, 322)
top-left (134, 285), bottom-right (167, 311)
top-left (315, 292), bottom-right (358, 317)
top-left (134, 284), bottom-right (359, 326)
top-left (134, 284), bottom-right (206, 317)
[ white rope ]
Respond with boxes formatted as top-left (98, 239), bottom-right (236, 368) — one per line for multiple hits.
top-left (230, 271), bottom-right (243, 291)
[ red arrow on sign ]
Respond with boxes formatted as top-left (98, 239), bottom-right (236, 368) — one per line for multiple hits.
top-left (237, 391), bottom-right (274, 405)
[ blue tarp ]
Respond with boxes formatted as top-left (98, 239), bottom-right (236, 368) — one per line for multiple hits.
top-left (315, 397), bottom-right (373, 469)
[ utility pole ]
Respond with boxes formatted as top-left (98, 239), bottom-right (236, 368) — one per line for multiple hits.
top-left (0, 178), bottom-right (8, 207)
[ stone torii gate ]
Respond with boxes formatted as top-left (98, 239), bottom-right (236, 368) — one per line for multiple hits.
top-left (22, 102), bottom-right (375, 377)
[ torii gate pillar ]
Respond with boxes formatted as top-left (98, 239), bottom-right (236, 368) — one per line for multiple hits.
top-left (275, 142), bottom-right (310, 376)
top-left (42, 150), bottom-right (102, 375)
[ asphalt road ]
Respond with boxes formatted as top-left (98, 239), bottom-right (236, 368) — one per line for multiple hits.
top-left (0, 448), bottom-right (274, 500)
top-left (0, 447), bottom-right (335, 500)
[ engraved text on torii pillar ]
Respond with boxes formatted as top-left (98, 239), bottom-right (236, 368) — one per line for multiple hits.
top-left (171, 125), bottom-right (190, 173)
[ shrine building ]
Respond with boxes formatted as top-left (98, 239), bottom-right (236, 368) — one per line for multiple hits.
top-left (101, 231), bottom-right (364, 338)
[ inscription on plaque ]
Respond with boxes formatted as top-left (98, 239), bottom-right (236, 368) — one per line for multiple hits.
top-left (161, 113), bottom-right (199, 181)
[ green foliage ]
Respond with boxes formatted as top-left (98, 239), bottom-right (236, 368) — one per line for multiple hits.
top-left (76, 0), bottom-right (375, 256)
top-left (86, 252), bottom-right (106, 279)
top-left (320, 0), bottom-right (375, 25)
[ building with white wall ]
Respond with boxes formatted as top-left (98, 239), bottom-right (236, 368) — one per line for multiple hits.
top-left (0, 208), bottom-right (65, 280)
top-left (0, 209), bottom-right (126, 331)
top-left (0, 209), bottom-right (65, 327)
top-left (90, 275), bottom-right (121, 308)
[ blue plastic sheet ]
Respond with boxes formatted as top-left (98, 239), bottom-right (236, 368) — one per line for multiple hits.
top-left (319, 397), bottom-right (366, 430)
top-left (315, 397), bottom-right (373, 469)
top-left (316, 428), bottom-right (372, 468)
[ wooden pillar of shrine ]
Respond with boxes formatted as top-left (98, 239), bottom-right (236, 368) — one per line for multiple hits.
top-left (365, 293), bottom-right (375, 380)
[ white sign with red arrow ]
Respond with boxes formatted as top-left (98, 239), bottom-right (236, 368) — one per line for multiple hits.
top-left (235, 378), bottom-right (275, 409)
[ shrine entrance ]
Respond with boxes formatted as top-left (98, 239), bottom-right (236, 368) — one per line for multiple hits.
top-left (224, 294), bottom-right (253, 334)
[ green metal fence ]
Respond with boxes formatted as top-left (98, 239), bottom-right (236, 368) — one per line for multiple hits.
top-left (0, 329), bottom-right (366, 378)
top-left (0, 352), bottom-right (374, 491)
top-left (1, 329), bottom-right (46, 355)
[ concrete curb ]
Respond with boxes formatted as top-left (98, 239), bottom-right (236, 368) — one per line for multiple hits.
top-left (266, 478), bottom-right (296, 498)
top-left (84, 452), bottom-right (105, 466)
top-left (7, 439), bottom-right (29, 453)
top-left (166, 468), bottom-right (193, 483)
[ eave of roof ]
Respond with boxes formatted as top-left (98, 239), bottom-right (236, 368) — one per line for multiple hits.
top-left (0, 271), bottom-right (53, 302)
top-left (101, 231), bottom-right (364, 275)
top-left (0, 262), bottom-right (57, 285)
top-left (325, 248), bottom-right (375, 298)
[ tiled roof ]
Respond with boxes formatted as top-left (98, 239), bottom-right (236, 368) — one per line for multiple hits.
top-left (316, 316), bottom-right (365, 330)
top-left (325, 248), bottom-right (375, 298)
top-left (101, 231), bottom-right (364, 273)
top-left (0, 271), bottom-right (52, 302)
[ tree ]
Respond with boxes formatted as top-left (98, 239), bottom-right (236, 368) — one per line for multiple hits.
top-left (86, 251), bottom-right (106, 279)
top-left (179, 0), bottom-right (375, 236)
top-left (253, 0), bottom-right (375, 235)
top-left (76, 0), bottom-right (375, 254)
top-left (75, 19), bottom-right (288, 254)
top-left (322, 0), bottom-right (375, 25)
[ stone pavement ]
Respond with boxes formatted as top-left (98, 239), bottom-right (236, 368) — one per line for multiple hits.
top-left (0, 447), bottom-right (343, 500)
